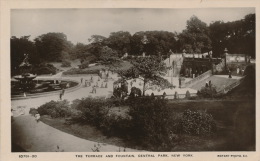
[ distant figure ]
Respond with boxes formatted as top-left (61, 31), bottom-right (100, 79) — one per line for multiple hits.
top-left (174, 91), bottom-right (178, 99)
top-left (91, 86), bottom-right (94, 93)
top-left (94, 86), bottom-right (97, 94)
top-left (162, 92), bottom-right (166, 99)
top-left (59, 91), bottom-right (63, 100)
top-left (66, 83), bottom-right (70, 88)
top-left (151, 92), bottom-right (155, 99)
top-left (98, 77), bottom-right (100, 81)
top-left (237, 67), bottom-right (240, 74)
top-left (96, 81), bottom-right (99, 87)
top-left (105, 83), bottom-right (108, 88)
top-left (90, 75), bottom-right (93, 82)
top-left (186, 90), bottom-right (191, 98)
top-left (81, 78), bottom-right (83, 84)
top-left (62, 88), bottom-right (65, 95)
top-left (130, 81), bottom-right (133, 87)
top-left (35, 113), bottom-right (40, 123)
top-left (205, 81), bottom-right (209, 87)
top-left (209, 80), bottom-right (212, 87)
top-left (23, 92), bottom-right (26, 97)
top-left (101, 82), bottom-right (104, 88)
top-left (228, 70), bottom-right (232, 78)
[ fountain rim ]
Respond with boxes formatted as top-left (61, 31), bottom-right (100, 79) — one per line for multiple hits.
top-left (11, 78), bottom-right (81, 100)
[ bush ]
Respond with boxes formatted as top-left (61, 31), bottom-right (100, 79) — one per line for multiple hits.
top-left (78, 61), bottom-right (89, 69)
top-left (178, 109), bottom-right (216, 136)
top-left (37, 100), bottom-right (71, 118)
top-left (61, 60), bottom-right (71, 67)
top-left (63, 68), bottom-right (100, 75)
top-left (197, 85), bottom-right (217, 98)
top-left (127, 97), bottom-right (176, 151)
top-left (71, 97), bottom-right (112, 127)
top-left (29, 108), bottom-right (38, 116)
top-left (100, 113), bottom-right (131, 137)
top-left (32, 63), bottom-right (57, 75)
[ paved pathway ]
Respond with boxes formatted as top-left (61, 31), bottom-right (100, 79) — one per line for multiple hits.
top-left (12, 115), bottom-right (141, 152)
top-left (11, 70), bottom-right (196, 152)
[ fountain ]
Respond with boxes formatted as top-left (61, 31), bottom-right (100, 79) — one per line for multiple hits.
top-left (13, 53), bottom-right (37, 92)
top-left (11, 53), bottom-right (79, 99)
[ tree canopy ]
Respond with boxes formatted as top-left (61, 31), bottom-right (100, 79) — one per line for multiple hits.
top-left (10, 13), bottom-right (256, 75)
top-left (178, 15), bottom-right (212, 53)
top-left (118, 56), bottom-right (172, 96)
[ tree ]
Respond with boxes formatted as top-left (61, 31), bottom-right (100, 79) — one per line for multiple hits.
top-left (179, 15), bottom-right (211, 53)
top-left (34, 32), bottom-right (73, 62)
top-left (130, 31), bottom-right (178, 56)
top-left (106, 31), bottom-right (132, 57)
top-left (98, 46), bottom-right (121, 70)
top-left (10, 36), bottom-right (38, 75)
top-left (209, 13), bottom-right (255, 58)
top-left (118, 56), bottom-right (172, 96)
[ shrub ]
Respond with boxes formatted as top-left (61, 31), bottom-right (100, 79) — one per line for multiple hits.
top-left (197, 85), bottom-right (217, 98)
top-left (127, 97), bottom-right (176, 151)
top-left (71, 97), bottom-right (112, 127)
top-left (29, 108), bottom-right (38, 116)
top-left (100, 113), bottom-right (131, 137)
top-left (78, 61), bottom-right (89, 69)
top-left (32, 63), bottom-right (57, 75)
top-left (61, 60), bottom-right (71, 67)
top-left (178, 109), bottom-right (216, 136)
top-left (37, 100), bottom-right (71, 118)
top-left (63, 68), bottom-right (99, 75)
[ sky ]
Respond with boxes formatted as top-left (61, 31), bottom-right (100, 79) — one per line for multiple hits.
top-left (11, 8), bottom-right (255, 44)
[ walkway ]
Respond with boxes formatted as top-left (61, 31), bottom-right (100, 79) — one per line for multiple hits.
top-left (190, 75), bottom-right (242, 92)
top-left (11, 69), bottom-right (196, 152)
top-left (12, 115), bottom-right (141, 152)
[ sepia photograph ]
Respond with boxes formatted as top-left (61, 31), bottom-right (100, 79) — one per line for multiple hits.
top-left (9, 8), bottom-right (256, 153)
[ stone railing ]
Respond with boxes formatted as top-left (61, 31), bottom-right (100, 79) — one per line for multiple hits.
top-left (218, 76), bottom-right (246, 94)
top-left (185, 70), bottom-right (212, 87)
top-left (141, 93), bottom-right (197, 100)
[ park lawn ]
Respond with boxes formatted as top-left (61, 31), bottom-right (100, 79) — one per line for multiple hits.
top-left (40, 99), bottom-right (255, 151)
top-left (85, 61), bottom-right (132, 71)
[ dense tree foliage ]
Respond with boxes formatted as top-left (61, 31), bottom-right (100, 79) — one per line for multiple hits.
top-left (11, 36), bottom-right (39, 75)
top-left (11, 14), bottom-right (255, 75)
top-left (209, 14), bottom-right (255, 58)
top-left (178, 15), bottom-right (212, 53)
top-left (118, 56), bottom-right (172, 96)
top-left (34, 32), bottom-right (73, 62)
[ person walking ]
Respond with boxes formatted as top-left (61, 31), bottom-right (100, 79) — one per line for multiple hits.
top-left (59, 91), bottom-right (63, 100)
top-left (35, 113), bottom-right (41, 123)
top-left (62, 88), bottom-right (65, 95)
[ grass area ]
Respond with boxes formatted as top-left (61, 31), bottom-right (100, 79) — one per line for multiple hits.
top-left (41, 99), bottom-right (255, 151)
top-left (62, 60), bottom-right (133, 75)
top-left (85, 61), bottom-right (132, 71)
top-left (167, 99), bottom-right (255, 151)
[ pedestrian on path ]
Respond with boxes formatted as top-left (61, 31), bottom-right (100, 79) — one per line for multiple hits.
top-left (35, 113), bottom-right (41, 123)
top-left (62, 88), bottom-right (65, 95)
top-left (59, 91), bottom-right (63, 100)
top-left (94, 86), bottom-right (97, 94)
top-left (81, 78), bottom-right (83, 84)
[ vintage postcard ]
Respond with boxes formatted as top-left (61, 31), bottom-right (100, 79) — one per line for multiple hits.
top-left (0, 0), bottom-right (259, 161)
